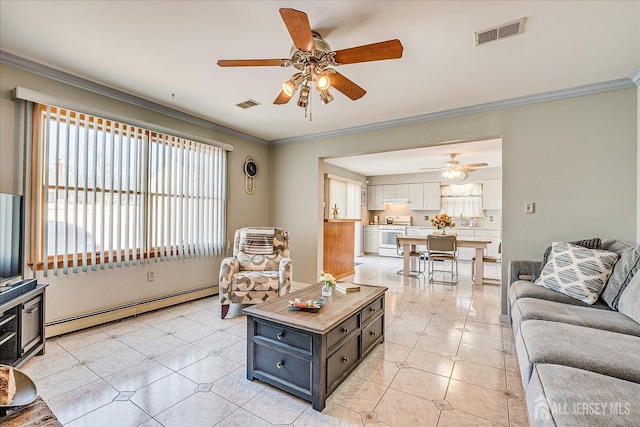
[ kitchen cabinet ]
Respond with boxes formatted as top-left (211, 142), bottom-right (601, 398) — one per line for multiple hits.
top-left (455, 230), bottom-right (476, 261)
top-left (482, 180), bottom-right (502, 210)
top-left (423, 182), bottom-right (441, 210)
top-left (367, 185), bottom-right (384, 210)
top-left (382, 184), bottom-right (408, 200)
top-left (474, 230), bottom-right (501, 258)
top-left (363, 225), bottom-right (379, 253)
top-left (408, 183), bottom-right (441, 210)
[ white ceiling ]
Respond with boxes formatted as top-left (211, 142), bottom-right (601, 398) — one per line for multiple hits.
top-left (325, 138), bottom-right (502, 176)
top-left (1, 1), bottom-right (638, 145)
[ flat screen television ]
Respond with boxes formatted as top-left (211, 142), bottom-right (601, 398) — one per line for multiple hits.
top-left (0, 193), bottom-right (23, 286)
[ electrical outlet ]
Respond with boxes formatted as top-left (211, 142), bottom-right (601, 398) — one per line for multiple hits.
top-left (525, 202), bottom-right (535, 214)
top-left (424, 215), bottom-right (429, 221)
top-left (490, 216), bottom-right (493, 221)
top-left (147, 271), bottom-right (155, 282)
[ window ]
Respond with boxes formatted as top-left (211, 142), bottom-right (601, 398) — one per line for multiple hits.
top-left (328, 177), bottom-right (361, 219)
top-left (30, 105), bottom-right (226, 275)
top-left (440, 183), bottom-right (483, 218)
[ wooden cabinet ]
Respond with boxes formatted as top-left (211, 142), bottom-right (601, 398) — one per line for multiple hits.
top-left (0, 281), bottom-right (46, 368)
top-left (245, 284), bottom-right (386, 411)
top-left (324, 220), bottom-right (357, 280)
top-left (409, 182), bottom-right (441, 210)
top-left (363, 225), bottom-right (379, 253)
top-left (482, 179), bottom-right (502, 210)
top-left (367, 185), bottom-right (384, 210)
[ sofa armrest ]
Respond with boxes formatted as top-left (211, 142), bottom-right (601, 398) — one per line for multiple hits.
top-left (219, 257), bottom-right (239, 299)
top-left (509, 260), bottom-right (542, 285)
top-left (279, 258), bottom-right (292, 296)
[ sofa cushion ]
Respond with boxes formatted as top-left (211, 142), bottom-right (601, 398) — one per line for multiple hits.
top-left (600, 239), bottom-right (640, 310)
top-left (527, 364), bottom-right (640, 427)
top-left (509, 280), bottom-right (610, 310)
top-left (618, 271), bottom-right (640, 324)
top-left (535, 242), bottom-right (618, 305)
top-left (541, 237), bottom-right (602, 267)
top-left (511, 298), bottom-right (640, 339)
top-left (515, 320), bottom-right (640, 387)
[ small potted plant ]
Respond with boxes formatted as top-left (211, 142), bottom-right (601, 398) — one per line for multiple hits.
top-left (430, 213), bottom-right (456, 235)
top-left (319, 271), bottom-right (336, 296)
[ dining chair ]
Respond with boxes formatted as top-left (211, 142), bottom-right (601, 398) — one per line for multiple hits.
top-left (395, 235), bottom-right (425, 276)
top-left (426, 234), bottom-right (458, 284)
top-left (472, 242), bottom-right (501, 284)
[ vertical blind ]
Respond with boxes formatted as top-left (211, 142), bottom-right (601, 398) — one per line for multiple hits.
top-left (30, 104), bottom-right (227, 276)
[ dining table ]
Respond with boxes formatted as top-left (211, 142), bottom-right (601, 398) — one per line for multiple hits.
top-left (397, 234), bottom-right (493, 285)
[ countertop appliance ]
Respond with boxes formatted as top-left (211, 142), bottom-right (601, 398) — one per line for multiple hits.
top-left (379, 216), bottom-right (411, 257)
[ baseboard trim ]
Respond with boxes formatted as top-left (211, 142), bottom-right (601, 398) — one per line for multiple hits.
top-left (45, 285), bottom-right (219, 338)
top-left (499, 314), bottom-right (510, 324)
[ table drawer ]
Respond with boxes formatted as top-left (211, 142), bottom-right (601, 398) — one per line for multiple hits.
top-left (327, 334), bottom-right (359, 393)
top-left (254, 344), bottom-right (311, 392)
top-left (362, 314), bottom-right (384, 355)
top-left (254, 319), bottom-right (312, 353)
top-left (327, 313), bottom-right (359, 351)
top-left (361, 296), bottom-right (383, 325)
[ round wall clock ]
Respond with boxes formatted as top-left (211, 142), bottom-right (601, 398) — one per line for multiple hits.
top-left (244, 156), bottom-right (257, 194)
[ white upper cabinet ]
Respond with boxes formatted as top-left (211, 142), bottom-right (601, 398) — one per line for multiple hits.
top-left (482, 180), bottom-right (502, 210)
top-left (408, 182), bottom-right (441, 210)
top-left (423, 183), bottom-right (441, 210)
top-left (367, 185), bottom-right (385, 210)
top-left (382, 184), bottom-right (408, 200)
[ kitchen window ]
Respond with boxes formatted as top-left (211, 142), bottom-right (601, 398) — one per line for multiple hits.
top-left (440, 183), bottom-right (483, 217)
top-left (29, 104), bottom-right (227, 275)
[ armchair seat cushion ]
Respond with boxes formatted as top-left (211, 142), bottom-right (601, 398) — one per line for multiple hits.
top-left (234, 271), bottom-right (280, 291)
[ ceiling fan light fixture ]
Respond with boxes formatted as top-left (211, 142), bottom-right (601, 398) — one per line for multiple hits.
top-left (316, 73), bottom-right (331, 91)
top-left (442, 169), bottom-right (465, 180)
top-left (283, 72), bottom-right (304, 96)
top-left (297, 82), bottom-right (310, 107)
top-left (318, 88), bottom-right (334, 105)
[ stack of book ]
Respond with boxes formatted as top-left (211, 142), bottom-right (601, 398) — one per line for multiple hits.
top-left (335, 283), bottom-right (360, 293)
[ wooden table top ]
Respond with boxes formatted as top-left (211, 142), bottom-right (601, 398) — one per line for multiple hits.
top-left (243, 283), bottom-right (387, 334)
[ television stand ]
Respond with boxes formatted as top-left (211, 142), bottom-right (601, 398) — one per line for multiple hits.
top-left (0, 279), bottom-right (46, 367)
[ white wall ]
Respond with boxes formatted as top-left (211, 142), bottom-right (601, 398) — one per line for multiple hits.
top-left (269, 88), bottom-right (638, 318)
top-left (0, 64), bottom-right (269, 322)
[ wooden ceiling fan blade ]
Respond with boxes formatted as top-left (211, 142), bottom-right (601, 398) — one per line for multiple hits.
top-left (280, 8), bottom-right (315, 52)
top-left (329, 71), bottom-right (366, 100)
top-left (333, 39), bottom-right (403, 64)
top-left (273, 89), bottom-right (293, 105)
top-left (217, 59), bottom-right (289, 67)
top-left (463, 162), bottom-right (489, 168)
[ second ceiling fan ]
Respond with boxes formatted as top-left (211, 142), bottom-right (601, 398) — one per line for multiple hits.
top-left (420, 154), bottom-right (489, 180)
top-left (217, 8), bottom-right (403, 117)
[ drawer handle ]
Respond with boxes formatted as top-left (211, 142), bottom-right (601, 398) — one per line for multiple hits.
top-left (369, 307), bottom-right (377, 312)
top-left (276, 332), bottom-right (285, 340)
top-left (370, 331), bottom-right (376, 336)
top-left (276, 361), bottom-right (284, 369)
top-left (342, 356), bottom-right (349, 363)
top-left (342, 328), bottom-right (349, 334)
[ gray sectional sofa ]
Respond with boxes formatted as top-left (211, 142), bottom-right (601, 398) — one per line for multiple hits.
top-left (508, 238), bottom-right (640, 426)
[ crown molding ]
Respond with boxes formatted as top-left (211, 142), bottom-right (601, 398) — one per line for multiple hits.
top-left (0, 51), bottom-right (268, 145)
top-left (631, 66), bottom-right (640, 86)
top-left (3, 51), bottom-right (636, 147)
top-left (270, 77), bottom-right (636, 145)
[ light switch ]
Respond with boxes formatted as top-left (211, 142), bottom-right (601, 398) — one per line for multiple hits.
top-left (525, 202), bottom-right (535, 214)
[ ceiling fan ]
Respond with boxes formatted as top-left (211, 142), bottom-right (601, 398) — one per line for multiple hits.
top-left (217, 8), bottom-right (403, 118)
top-left (419, 154), bottom-right (489, 180)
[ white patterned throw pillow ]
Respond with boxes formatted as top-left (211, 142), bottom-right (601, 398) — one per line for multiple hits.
top-left (535, 242), bottom-right (619, 305)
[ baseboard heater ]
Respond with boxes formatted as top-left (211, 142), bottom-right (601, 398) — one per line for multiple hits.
top-left (45, 285), bottom-right (219, 338)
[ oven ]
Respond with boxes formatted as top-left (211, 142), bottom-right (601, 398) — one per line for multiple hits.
top-left (379, 226), bottom-right (407, 257)
top-left (378, 216), bottom-right (412, 257)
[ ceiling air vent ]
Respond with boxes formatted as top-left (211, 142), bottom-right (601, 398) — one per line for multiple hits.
top-left (475, 17), bottom-right (527, 46)
top-left (235, 99), bottom-right (261, 109)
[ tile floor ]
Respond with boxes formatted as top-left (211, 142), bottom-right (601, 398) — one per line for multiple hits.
top-left (22, 255), bottom-right (528, 426)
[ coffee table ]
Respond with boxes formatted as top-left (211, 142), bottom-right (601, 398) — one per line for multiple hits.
top-left (243, 282), bottom-right (387, 411)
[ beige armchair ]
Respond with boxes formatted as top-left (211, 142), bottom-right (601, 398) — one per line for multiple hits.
top-left (219, 227), bottom-right (292, 318)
